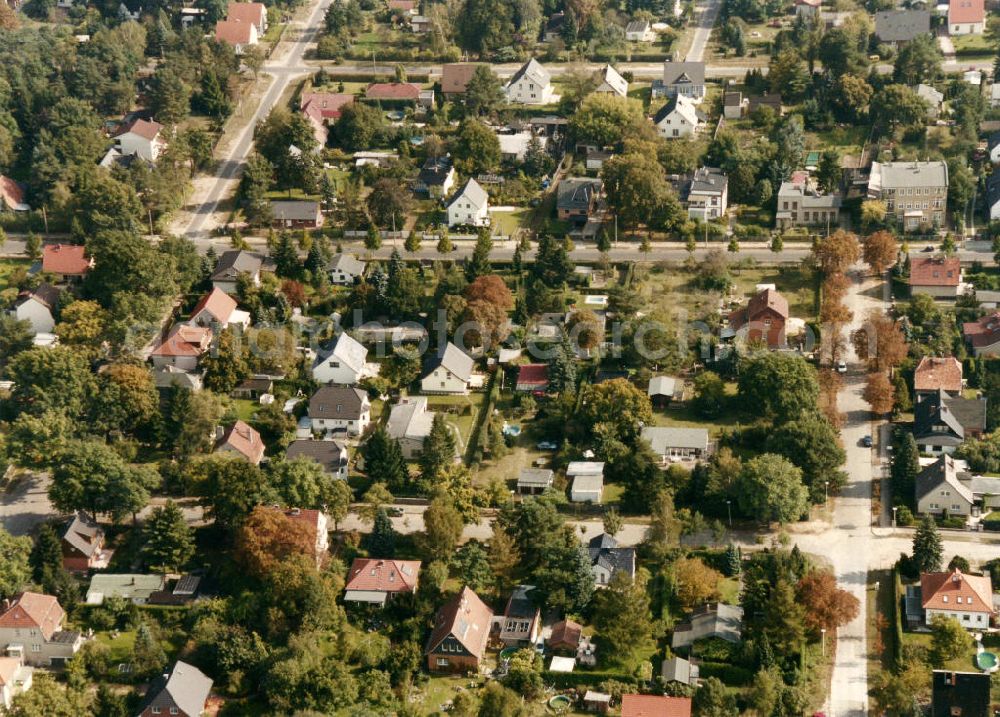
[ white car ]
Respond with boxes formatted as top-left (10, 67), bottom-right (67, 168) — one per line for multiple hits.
top-left (836, 361), bottom-right (847, 373)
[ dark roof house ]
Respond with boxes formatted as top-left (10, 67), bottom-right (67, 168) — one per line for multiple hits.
top-left (875, 9), bottom-right (931, 42)
top-left (136, 660), bottom-right (213, 717)
top-left (913, 389), bottom-right (987, 452)
top-left (932, 670), bottom-right (991, 717)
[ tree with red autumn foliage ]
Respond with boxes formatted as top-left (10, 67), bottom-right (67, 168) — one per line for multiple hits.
top-left (797, 569), bottom-right (860, 634)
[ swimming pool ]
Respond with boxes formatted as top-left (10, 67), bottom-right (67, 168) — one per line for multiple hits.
top-left (548, 695), bottom-right (571, 713)
top-left (976, 651), bottom-right (998, 672)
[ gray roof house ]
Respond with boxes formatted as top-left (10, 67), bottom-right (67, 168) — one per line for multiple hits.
top-left (270, 200), bottom-right (323, 227)
top-left (641, 426), bottom-right (710, 461)
top-left (386, 396), bottom-right (437, 459)
top-left (874, 9), bottom-right (931, 43)
top-left (653, 60), bottom-right (706, 101)
top-left (308, 386), bottom-right (370, 424)
top-left (916, 455), bottom-right (975, 516)
top-left (137, 660), bottom-right (213, 717)
top-left (916, 84), bottom-right (944, 118)
top-left (285, 438), bottom-right (348, 477)
top-left (662, 655), bottom-right (700, 685)
top-left (517, 468), bottom-right (554, 495)
top-left (587, 533), bottom-right (636, 587)
top-left (671, 603), bottom-right (743, 649)
top-left (210, 250), bottom-right (270, 292)
top-left (327, 253), bottom-right (366, 285)
top-left (557, 178), bottom-right (602, 223)
top-left (86, 574), bottom-right (166, 604)
top-left (421, 342), bottom-right (476, 393)
top-left (913, 389), bottom-right (987, 455)
top-left (674, 166), bottom-right (727, 220)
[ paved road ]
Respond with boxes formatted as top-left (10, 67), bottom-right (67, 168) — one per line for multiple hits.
top-left (0, 471), bottom-right (54, 537)
top-left (686, 0), bottom-right (723, 64)
top-left (169, 0), bottom-right (332, 243)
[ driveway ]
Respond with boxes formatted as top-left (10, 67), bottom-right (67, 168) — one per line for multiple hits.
top-left (0, 471), bottom-right (57, 537)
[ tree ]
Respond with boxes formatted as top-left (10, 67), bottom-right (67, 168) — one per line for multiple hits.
top-left (241, 153), bottom-right (274, 226)
top-left (335, 102), bottom-right (385, 151)
top-left (871, 662), bottom-right (929, 716)
top-left (674, 556), bottom-right (723, 609)
top-left (892, 432), bottom-right (921, 505)
top-left (570, 93), bottom-right (650, 147)
top-left (580, 378), bottom-right (652, 446)
top-left (724, 543), bottom-right (741, 576)
top-left (912, 515), bottom-right (943, 573)
top-left (692, 371), bottom-right (727, 418)
top-left (93, 363), bottom-right (159, 437)
top-left (602, 152), bottom-right (683, 232)
top-left (364, 427), bottom-right (409, 491)
top-left (930, 614), bottom-right (973, 665)
top-left (201, 327), bottom-right (250, 393)
top-left (7, 674), bottom-right (92, 717)
top-left (49, 440), bottom-right (157, 522)
top-left (149, 65), bottom-right (192, 125)
top-left (566, 309), bottom-right (602, 351)
top-left (465, 274), bottom-right (513, 308)
top-left (853, 312), bottom-right (907, 372)
top-left (366, 178), bottom-right (411, 230)
top-left (466, 228), bottom-right (494, 281)
top-left (603, 508), bottom-right (623, 537)
top-left (236, 506), bottom-right (318, 578)
top-left (766, 412), bottom-right (846, 501)
top-left (0, 526), bottom-right (31, 600)
top-left (366, 508), bottom-right (397, 557)
top-left (190, 454), bottom-right (274, 530)
top-left (693, 677), bottom-right (738, 717)
top-left (142, 501), bottom-right (195, 573)
top-left (797, 569), bottom-right (860, 633)
top-left (404, 231), bottom-right (421, 253)
top-left (592, 569), bottom-right (656, 668)
top-left (464, 65), bottom-right (505, 116)
top-left (419, 414), bottom-right (457, 483)
top-left (763, 578), bottom-right (807, 655)
top-left (893, 34), bottom-right (943, 85)
top-left (812, 229), bottom-right (861, 275)
top-left (870, 84), bottom-right (929, 132)
top-left (8, 346), bottom-right (97, 420)
top-left (735, 454), bottom-right (809, 524)
top-left (768, 49), bottom-right (810, 100)
top-left (862, 230), bottom-right (898, 275)
top-left (477, 682), bottom-right (527, 717)
top-left (737, 353), bottom-right (819, 423)
top-left (863, 371), bottom-right (895, 415)
top-left (420, 494), bottom-right (464, 561)
top-left (452, 118), bottom-right (501, 175)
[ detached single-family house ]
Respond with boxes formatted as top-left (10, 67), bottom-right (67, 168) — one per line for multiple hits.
top-left (136, 660), bottom-right (213, 717)
top-left (653, 60), bottom-right (705, 102)
top-left (299, 92), bottom-right (353, 145)
top-left (662, 656), bottom-right (700, 686)
top-left (0, 176), bottom-right (29, 212)
top-left (671, 603), bottom-right (743, 648)
top-left (515, 363), bottom-right (550, 392)
top-left (215, 18), bottom-right (259, 52)
top-left (593, 64), bottom-right (628, 98)
top-left (308, 385), bottom-right (370, 436)
top-left (364, 82), bottom-right (423, 105)
top-left (227, 1), bottom-right (267, 33)
top-left (992, 83), bottom-right (1000, 108)
top-left (916, 84), bottom-right (945, 119)
top-left (776, 178), bottom-right (841, 229)
top-left (748, 92), bottom-right (783, 117)
top-left (795, 0), bottom-right (820, 17)
top-left (86, 574), bottom-right (166, 605)
top-left (13, 285), bottom-right (60, 335)
top-left (496, 131), bottom-right (546, 162)
top-left (963, 311), bottom-right (1000, 356)
top-left (0, 592), bottom-right (81, 667)
top-left (912, 389), bottom-right (987, 455)
top-left (190, 287), bottom-right (251, 330)
top-left (0, 656), bottom-right (32, 710)
top-left (312, 332), bottom-right (368, 385)
top-left (653, 94), bottom-right (704, 139)
top-left (547, 619), bottom-right (582, 654)
top-left (641, 426), bottom-right (711, 462)
top-left (421, 343), bottom-right (476, 394)
top-left (499, 585), bottom-right (541, 646)
top-left (874, 9), bottom-right (931, 44)
top-left (231, 375), bottom-right (272, 400)
top-left (932, 670), bottom-right (992, 717)
top-left (425, 586), bottom-right (494, 673)
top-left (271, 200), bottom-right (323, 229)
top-left (440, 63), bottom-right (480, 99)
top-left (62, 512), bottom-right (113, 572)
top-left (728, 287), bottom-right (789, 348)
top-left (327, 253), bottom-right (366, 286)
top-left (516, 468), bottom-right (554, 495)
top-left (675, 166), bottom-right (728, 220)
top-left (723, 91), bottom-right (744, 119)
top-left (214, 420), bottom-right (265, 465)
top-left (344, 558), bottom-right (421, 606)
top-left (588, 533), bottom-right (636, 587)
top-left (113, 118), bottom-right (167, 162)
top-left (909, 257), bottom-right (962, 298)
top-left (416, 156), bottom-right (456, 198)
top-left (621, 695), bottom-right (693, 717)
top-left (648, 375), bottom-right (682, 407)
top-left (505, 59), bottom-right (555, 105)
top-left (386, 396), bottom-right (437, 459)
top-left (446, 178), bottom-right (490, 228)
top-left (948, 0), bottom-right (984, 35)
top-left (986, 172), bottom-right (1000, 223)
top-left (624, 19), bottom-right (655, 42)
top-left (916, 454), bottom-right (975, 516)
top-left (556, 178), bottom-right (602, 223)
top-left (149, 324), bottom-right (212, 371)
top-left (568, 461), bottom-right (605, 503)
top-left (42, 244), bottom-right (91, 280)
top-left (921, 569), bottom-right (994, 628)
top-left (285, 439), bottom-right (348, 478)
top-left (211, 250), bottom-right (269, 294)
top-left (914, 356), bottom-right (963, 398)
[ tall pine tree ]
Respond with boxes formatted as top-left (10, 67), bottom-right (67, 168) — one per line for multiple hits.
top-left (142, 501), bottom-right (195, 573)
top-left (363, 427), bottom-right (409, 491)
top-left (466, 228), bottom-right (493, 281)
top-left (366, 508), bottom-right (397, 557)
top-left (912, 516), bottom-right (943, 573)
top-left (419, 414), bottom-right (457, 483)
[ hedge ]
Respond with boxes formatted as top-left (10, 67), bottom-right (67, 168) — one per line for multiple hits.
top-left (696, 662), bottom-right (753, 686)
top-left (540, 670), bottom-right (637, 689)
top-left (891, 567), bottom-right (904, 667)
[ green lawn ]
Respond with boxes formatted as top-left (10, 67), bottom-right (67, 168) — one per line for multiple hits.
top-left (233, 399), bottom-right (259, 422)
top-left (953, 32), bottom-right (993, 57)
top-left (649, 384), bottom-right (743, 437)
top-left (489, 209), bottom-right (531, 236)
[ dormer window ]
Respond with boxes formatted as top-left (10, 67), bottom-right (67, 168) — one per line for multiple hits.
top-left (943, 595), bottom-right (949, 602)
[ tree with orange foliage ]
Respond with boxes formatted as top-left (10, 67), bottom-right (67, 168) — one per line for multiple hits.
top-left (673, 556), bottom-right (722, 609)
top-left (281, 280), bottom-right (307, 307)
top-left (235, 506), bottom-right (318, 578)
top-left (863, 371), bottom-right (895, 414)
top-left (812, 230), bottom-right (861, 276)
top-left (862, 231), bottom-right (898, 276)
top-left (797, 569), bottom-right (860, 634)
top-left (464, 274), bottom-right (514, 310)
top-left (852, 312), bottom-right (907, 371)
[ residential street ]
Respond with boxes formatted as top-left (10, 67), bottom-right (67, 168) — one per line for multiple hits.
top-left (685, 0), bottom-right (723, 63)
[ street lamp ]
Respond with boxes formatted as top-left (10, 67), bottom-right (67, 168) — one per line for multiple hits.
top-left (821, 628), bottom-right (826, 657)
top-left (824, 481), bottom-right (829, 505)
top-left (892, 505), bottom-right (898, 528)
top-left (725, 499), bottom-right (732, 529)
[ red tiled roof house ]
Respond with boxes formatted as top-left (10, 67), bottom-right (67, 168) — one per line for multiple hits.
top-left (515, 363), bottom-right (549, 393)
top-left (425, 586), bottom-right (493, 673)
top-left (42, 244), bottom-right (91, 280)
top-left (0, 592), bottom-right (82, 666)
top-left (913, 356), bottom-right (963, 398)
top-left (963, 311), bottom-right (1000, 357)
top-left (149, 324), bottom-right (212, 371)
top-left (921, 568), bottom-right (993, 629)
top-left (727, 287), bottom-right (789, 349)
top-left (621, 694), bottom-right (693, 717)
top-left (190, 287), bottom-right (251, 330)
top-left (948, 0), bottom-right (984, 36)
top-left (227, 1), bottom-right (267, 33)
top-left (344, 558), bottom-right (421, 606)
top-left (214, 420), bottom-right (265, 464)
top-left (910, 256), bottom-right (961, 299)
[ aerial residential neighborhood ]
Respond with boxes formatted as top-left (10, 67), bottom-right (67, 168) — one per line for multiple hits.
top-left (3, 0), bottom-right (1000, 712)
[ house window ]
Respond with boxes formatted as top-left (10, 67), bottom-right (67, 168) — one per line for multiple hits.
top-left (943, 595), bottom-right (949, 602)
top-left (152, 709), bottom-right (162, 716)
top-left (170, 709), bottom-right (179, 715)
top-left (963, 614), bottom-right (970, 621)
top-left (437, 657), bottom-right (449, 666)
top-left (956, 597), bottom-right (963, 604)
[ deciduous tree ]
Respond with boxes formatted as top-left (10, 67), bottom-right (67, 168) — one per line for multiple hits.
top-left (674, 556), bottom-right (722, 609)
top-left (863, 371), bottom-right (895, 415)
top-left (735, 454), bottom-right (809, 524)
top-left (862, 230), bottom-right (898, 275)
top-left (236, 506), bottom-right (318, 578)
top-left (796, 569), bottom-right (860, 633)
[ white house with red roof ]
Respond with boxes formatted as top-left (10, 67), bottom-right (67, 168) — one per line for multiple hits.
top-left (964, 312), bottom-right (1000, 357)
top-left (215, 18), bottom-right (259, 53)
top-left (344, 558), bottom-right (421, 606)
top-left (114, 118), bottom-right (167, 162)
top-left (149, 324), bottom-right (213, 371)
top-left (948, 0), bottom-right (984, 35)
top-left (227, 1), bottom-right (267, 33)
top-left (0, 592), bottom-right (82, 666)
top-left (0, 655), bottom-right (32, 709)
top-left (921, 568), bottom-right (994, 628)
top-left (214, 420), bottom-right (265, 464)
top-left (299, 92), bottom-right (353, 145)
top-left (621, 694), bottom-right (693, 717)
top-left (41, 244), bottom-right (92, 279)
top-left (909, 256), bottom-right (962, 299)
top-left (189, 287), bottom-right (251, 330)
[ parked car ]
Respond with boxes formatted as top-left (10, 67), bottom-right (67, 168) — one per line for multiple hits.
top-left (536, 441), bottom-right (558, 451)
top-left (860, 435), bottom-right (872, 448)
top-left (386, 507), bottom-right (404, 517)
top-left (837, 360), bottom-right (847, 373)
